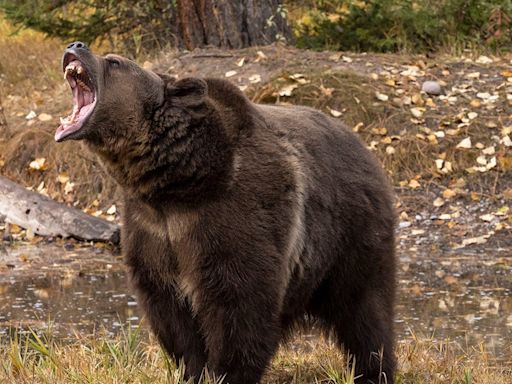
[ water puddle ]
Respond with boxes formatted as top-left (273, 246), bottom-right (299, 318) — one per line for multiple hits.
top-left (0, 241), bottom-right (510, 363)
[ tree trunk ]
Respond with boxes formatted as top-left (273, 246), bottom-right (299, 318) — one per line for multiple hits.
top-left (177, 0), bottom-right (291, 50)
top-left (0, 176), bottom-right (119, 243)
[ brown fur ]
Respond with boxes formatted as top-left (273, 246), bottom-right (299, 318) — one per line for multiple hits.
top-left (57, 44), bottom-right (397, 384)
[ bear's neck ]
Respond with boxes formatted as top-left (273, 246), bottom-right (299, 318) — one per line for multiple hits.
top-left (96, 100), bottom-right (235, 206)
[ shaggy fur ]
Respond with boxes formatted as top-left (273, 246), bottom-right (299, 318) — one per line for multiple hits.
top-left (56, 43), bottom-right (397, 384)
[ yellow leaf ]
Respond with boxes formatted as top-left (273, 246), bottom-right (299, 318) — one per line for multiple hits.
top-left (408, 179), bottom-right (421, 189)
top-left (57, 173), bottom-right (70, 184)
top-left (470, 99), bottom-right (481, 108)
top-left (371, 127), bottom-right (387, 135)
top-left (442, 189), bottom-right (457, 199)
top-left (29, 158), bottom-right (47, 171)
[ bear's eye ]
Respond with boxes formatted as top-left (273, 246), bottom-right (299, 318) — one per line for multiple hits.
top-left (107, 58), bottom-right (120, 67)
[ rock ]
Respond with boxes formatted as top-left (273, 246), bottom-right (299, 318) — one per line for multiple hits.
top-left (421, 80), bottom-right (442, 95)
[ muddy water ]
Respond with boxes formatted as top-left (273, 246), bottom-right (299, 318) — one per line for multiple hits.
top-left (0, 242), bottom-right (510, 363)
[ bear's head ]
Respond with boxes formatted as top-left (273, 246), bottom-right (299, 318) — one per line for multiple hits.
top-left (55, 42), bottom-right (207, 149)
top-left (55, 42), bottom-right (233, 202)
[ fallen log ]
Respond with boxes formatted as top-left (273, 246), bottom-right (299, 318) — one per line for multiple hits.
top-left (0, 175), bottom-right (119, 243)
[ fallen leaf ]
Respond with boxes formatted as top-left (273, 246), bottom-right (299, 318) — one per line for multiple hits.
top-left (329, 108), bottom-right (342, 117)
top-left (410, 107), bottom-right (425, 118)
top-left (236, 57), bottom-right (245, 67)
top-left (371, 127), bottom-right (387, 135)
top-left (470, 99), bottom-right (481, 108)
top-left (319, 85), bottom-right (334, 97)
top-left (38, 113), bottom-right (52, 122)
top-left (442, 189), bottom-right (457, 199)
top-left (375, 92), bottom-right (389, 101)
top-left (57, 173), bottom-right (70, 184)
top-left (433, 197), bottom-right (445, 207)
top-left (453, 231), bottom-right (494, 249)
top-left (477, 92), bottom-right (491, 100)
top-left (29, 158), bottom-right (47, 171)
top-left (107, 205), bottom-right (117, 215)
top-left (480, 213), bottom-right (495, 222)
top-left (496, 206), bottom-right (510, 216)
top-left (278, 84), bottom-right (299, 97)
top-left (64, 181), bottom-right (75, 194)
top-left (248, 74), bottom-right (261, 84)
top-left (456, 137), bottom-right (472, 149)
top-left (225, 70), bottom-right (237, 78)
top-left (408, 179), bottom-right (421, 189)
top-left (25, 110), bottom-right (36, 120)
top-left (476, 55), bottom-right (493, 64)
top-left (255, 51), bottom-right (267, 62)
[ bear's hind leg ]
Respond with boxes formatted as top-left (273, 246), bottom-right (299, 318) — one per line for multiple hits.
top-left (329, 289), bottom-right (396, 384)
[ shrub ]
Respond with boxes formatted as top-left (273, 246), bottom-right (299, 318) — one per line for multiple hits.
top-left (289, 0), bottom-right (512, 52)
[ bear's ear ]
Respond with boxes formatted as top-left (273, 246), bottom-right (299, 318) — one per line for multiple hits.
top-left (166, 77), bottom-right (207, 107)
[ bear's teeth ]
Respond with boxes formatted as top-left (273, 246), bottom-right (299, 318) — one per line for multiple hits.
top-left (76, 78), bottom-right (91, 92)
top-left (60, 116), bottom-right (71, 125)
top-left (77, 66), bottom-right (83, 74)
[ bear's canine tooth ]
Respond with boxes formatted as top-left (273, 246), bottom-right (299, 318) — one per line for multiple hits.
top-left (77, 66), bottom-right (83, 74)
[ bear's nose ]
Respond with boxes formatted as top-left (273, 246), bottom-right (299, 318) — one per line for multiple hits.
top-left (67, 41), bottom-right (88, 50)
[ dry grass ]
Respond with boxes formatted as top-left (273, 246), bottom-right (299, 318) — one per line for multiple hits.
top-left (0, 326), bottom-right (509, 384)
top-left (251, 69), bottom-right (511, 192)
top-left (0, 18), bottom-right (61, 97)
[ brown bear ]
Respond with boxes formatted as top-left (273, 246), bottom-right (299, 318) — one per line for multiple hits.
top-left (56, 41), bottom-right (397, 384)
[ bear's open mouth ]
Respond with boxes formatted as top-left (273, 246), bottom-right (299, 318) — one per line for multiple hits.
top-left (55, 56), bottom-right (96, 141)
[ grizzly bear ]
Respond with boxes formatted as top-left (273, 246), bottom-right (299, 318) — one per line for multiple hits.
top-left (56, 41), bottom-right (397, 384)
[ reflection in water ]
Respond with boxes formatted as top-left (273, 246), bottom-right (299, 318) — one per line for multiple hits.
top-left (0, 244), bottom-right (136, 338)
top-left (0, 243), bottom-right (510, 363)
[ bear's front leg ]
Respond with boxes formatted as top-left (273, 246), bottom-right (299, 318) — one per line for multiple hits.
top-left (122, 207), bottom-right (207, 380)
top-left (134, 274), bottom-right (208, 380)
top-left (196, 254), bottom-right (284, 384)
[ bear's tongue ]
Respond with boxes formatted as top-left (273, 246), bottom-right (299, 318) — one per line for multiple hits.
top-left (55, 60), bottom-right (96, 142)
